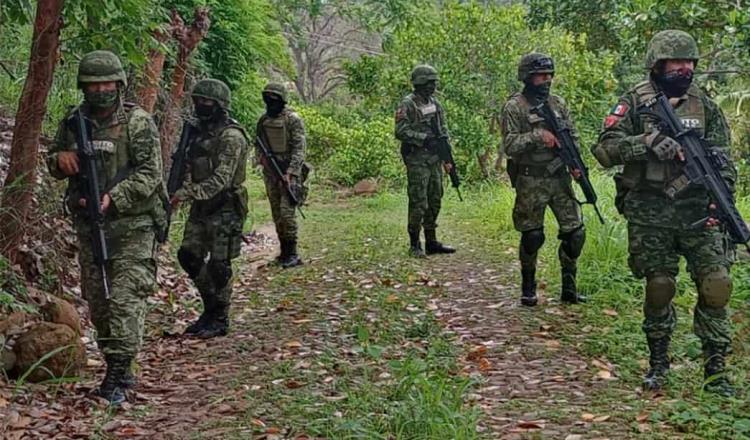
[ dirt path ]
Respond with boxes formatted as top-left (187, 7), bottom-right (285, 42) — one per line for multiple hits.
top-left (425, 252), bottom-right (639, 439)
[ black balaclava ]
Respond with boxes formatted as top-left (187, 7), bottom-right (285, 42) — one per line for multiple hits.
top-left (194, 100), bottom-right (225, 123)
top-left (263, 93), bottom-right (285, 117)
top-left (653, 63), bottom-right (694, 98)
top-left (415, 80), bottom-right (437, 99)
top-left (523, 79), bottom-right (552, 105)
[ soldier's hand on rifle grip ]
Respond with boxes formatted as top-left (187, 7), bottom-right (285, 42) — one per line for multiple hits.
top-left (539, 129), bottom-right (559, 148)
top-left (570, 168), bottom-right (582, 180)
top-left (58, 151), bottom-right (80, 176)
top-left (101, 194), bottom-right (112, 213)
top-left (443, 162), bottom-right (453, 173)
top-left (169, 195), bottom-right (182, 209)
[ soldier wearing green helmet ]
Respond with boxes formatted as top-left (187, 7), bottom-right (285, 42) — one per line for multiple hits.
top-left (47, 50), bottom-right (165, 405)
top-left (171, 78), bottom-right (250, 339)
top-left (395, 64), bottom-right (456, 257)
top-left (593, 30), bottom-right (737, 396)
top-left (255, 82), bottom-right (308, 268)
top-left (501, 53), bottom-right (587, 307)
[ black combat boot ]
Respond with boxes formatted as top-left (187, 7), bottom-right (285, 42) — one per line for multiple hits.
top-left (520, 267), bottom-right (538, 307)
top-left (196, 306), bottom-right (229, 339)
top-left (409, 229), bottom-right (426, 258)
top-left (184, 289), bottom-right (215, 335)
top-left (560, 267), bottom-right (587, 304)
top-left (120, 359), bottom-right (136, 388)
top-left (643, 335), bottom-right (670, 391)
top-left (424, 229), bottom-right (456, 255)
top-left (97, 355), bottom-right (128, 405)
top-left (703, 342), bottom-right (734, 396)
top-left (280, 240), bottom-right (303, 268)
top-left (275, 239), bottom-right (289, 264)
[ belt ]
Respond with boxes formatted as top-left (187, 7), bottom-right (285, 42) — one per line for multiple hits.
top-left (517, 164), bottom-right (563, 178)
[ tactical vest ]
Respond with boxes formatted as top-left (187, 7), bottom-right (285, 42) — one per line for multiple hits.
top-left (188, 119), bottom-right (250, 214)
top-left (404, 93), bottom-right (442, 144)
top-left (260, 110), bottom-right (301, 155)
top-left (510, 93), bottom-right (565, 166)
top-left (67, 103), bottom-right (161, 217)
top-left (620, 81), bottom-right (706, 193)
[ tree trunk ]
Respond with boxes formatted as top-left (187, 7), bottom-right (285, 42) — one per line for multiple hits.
top-left (0, 0), bottom-right (64, 261)
top-left (159, 7), bottom-right (210, 166)
top-left (136, 28), bottom-right (170, 113)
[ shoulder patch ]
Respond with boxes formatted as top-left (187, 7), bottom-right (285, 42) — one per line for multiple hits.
top-left (604, 101), bottom-right (629, 129)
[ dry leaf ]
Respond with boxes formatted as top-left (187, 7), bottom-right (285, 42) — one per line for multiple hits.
top-left (478, 358), bottom-right (492, 371)
top-left (596, 370), bottom-right (613, 379)
top-left (467, 345), bottom-right (487, 361)
top-left (517, 420), bottom-right (545, 429)
top-left (603, 309), bottom-right (619, 317)
top-left (594, 415), bottom-right (611, 422)
top-left (285, 340), bottom-right (303, 349)
top-left (581, 413), bottom-right (595, 422)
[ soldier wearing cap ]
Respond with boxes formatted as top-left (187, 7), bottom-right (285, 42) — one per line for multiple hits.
top-left (501, 53), bottom-right (587, 307)
top-left (593, 30), bottom-right (737, 395)
top-left (171, 78), bottom-right (250, 339)
top-left (395, 65), bottom-right (456, 258)
top-left (255, 83), bottom-right (308, 268)
top-left (47, 50), bottom-right (165, 405)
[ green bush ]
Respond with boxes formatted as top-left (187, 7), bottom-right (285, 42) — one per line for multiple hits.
top-left (297, 106), bottom-right (404, 186)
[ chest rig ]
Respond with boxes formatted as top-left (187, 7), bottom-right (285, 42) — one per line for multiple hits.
top-left (260, 112), bottom-right (291, 154)
top-left (629, 81), bottom-right (706, 190)
top-left (513, 93), bottom-right (565, 168)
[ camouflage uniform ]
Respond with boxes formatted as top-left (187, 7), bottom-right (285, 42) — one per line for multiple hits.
top-left (592, 30), bottom-right (736, 394)
top-left (502, 53), bottom-right (586, 306)
top-left (174, 79), bottom-right (249, 338)
top-left (256, 83), bottom-right (307, 268)
top-left (395, 65), bottom-right (455, 257)
top-left (47, 50), bottom-right (164, 404)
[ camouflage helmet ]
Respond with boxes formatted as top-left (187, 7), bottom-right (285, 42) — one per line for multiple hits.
top-left (262, 82), bottom-right (288, 103)
top-left (77, 50), bottom-right (127, 87)
top-left (517, 53), bottom-right (555, 82)
top-left (191, 78), bottom-right (231, 109)
top-left (410, 65), bottom-right (439, 86)
top-left (645, 30), bottom-right (699, 69)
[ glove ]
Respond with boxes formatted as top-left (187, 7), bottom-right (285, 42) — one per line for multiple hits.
top-left (644, 130), bottom-right (681, 161)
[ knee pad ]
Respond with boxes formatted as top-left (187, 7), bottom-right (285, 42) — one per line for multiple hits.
top-left (521, 229), bottom-right (545, 255)
top-left (177, 249), bottom-right (203, 280)
top-left (645, 273), bottom-right (676, 311)
top-left (698, 266), bottom-right (732, 308)
top-left (559, 226), bottom-right (586, 259)
top-left (207, 259), bottom-right (233, 290)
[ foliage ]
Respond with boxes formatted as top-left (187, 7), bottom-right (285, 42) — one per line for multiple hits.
top-left (345, 2), bottom-right (617, 181)
top-left (297, 106), bottom-right (403, 186)
top-left (165, 0), bottom-right (291, 90)
top-left (527, 0), bottom-right (750, 88)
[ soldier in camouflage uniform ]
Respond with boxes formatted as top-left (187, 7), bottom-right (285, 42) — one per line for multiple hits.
top-left (395, 65), bottom-right (456, 258)
top-left (501, 53), bottom-right (587, 307)
top-left (255, 83), bottom-right (306, 268)
top-left (171, 79), bottom-right (249, 339)
top-left (47, 51), bottom-right (165, 405)
top-left (592, 30), bottom-right (736, 395)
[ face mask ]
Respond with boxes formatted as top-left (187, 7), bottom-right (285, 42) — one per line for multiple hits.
top-left (195, 103), bottom-right (217, 121)
top-left (415, 81), bottom-right (436, 97)
top-left (524, 80), bottom-right (552, 103)
top-left (657, 67), bottom-right (694, 98)
top-left (84, 90), bottom-right (118, 109)
top-left (263, 95), bottom-right (285, 116)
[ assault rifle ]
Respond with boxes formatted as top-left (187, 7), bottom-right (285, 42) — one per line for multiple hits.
top-left (638, 92), bottom-right (750, 250)
top-left (70, 108), bottom-right (111, 299)
top-left (255, 134), bottom-right (306, 219)
top-left (163, 120), bottom-right (196, 241)
top-left (530, 102), bottom-right (604, 224)
top-left (432, 109), bottom-right (463, 201)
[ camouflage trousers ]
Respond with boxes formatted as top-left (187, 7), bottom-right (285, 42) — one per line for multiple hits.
top-left (405, 151), bottom-right (443, 233)
top-left (627, 222), bottom-right (734, 345)
top-left (78, 225), bottom-right (157, 358)
top-left (180, 207), bottom-right (244, 309)
top-left (513, 174), bottom-right (582, 269)
top-left (263, 171), bottom-right (298, 242)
